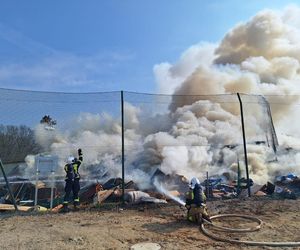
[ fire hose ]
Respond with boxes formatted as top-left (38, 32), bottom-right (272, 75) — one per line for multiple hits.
top-left (200, 214), bottom-right (300, 247)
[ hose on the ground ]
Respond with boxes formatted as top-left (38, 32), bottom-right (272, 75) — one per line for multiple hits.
top-left (200, 214), bottom-right (300, 247)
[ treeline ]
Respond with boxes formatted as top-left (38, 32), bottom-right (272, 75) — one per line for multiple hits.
top-left (0, 125), bottom-right (41, 163)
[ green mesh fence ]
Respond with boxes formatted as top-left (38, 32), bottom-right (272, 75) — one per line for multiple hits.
top-left (0, 89), bottom-right (122, 185)
top-left (0, 88), bottom-right (297, 206)
top-left (121, 92), bottom-right (282, 187)
top-left (264, 95), bottom-right (300, 175)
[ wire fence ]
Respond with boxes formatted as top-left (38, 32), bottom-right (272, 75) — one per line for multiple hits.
top-left (0, 88), bottom-right (299, 207)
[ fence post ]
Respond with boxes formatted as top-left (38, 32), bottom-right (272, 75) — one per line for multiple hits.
top-left (0, 159), bottom-right (18, 211)
top-left (237, 93), bottom-right (251, 197)
top-left (121, 91), bottom-right (125, 205)
top-left (206, 171), bottom-right (209, 199)
top-left (237, 157), bottom-right (241, 195)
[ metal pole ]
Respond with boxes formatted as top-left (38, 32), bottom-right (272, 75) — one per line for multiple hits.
top-left (237, 93), bottom-right (251, 197)
top-left (121, 91), bottom-right (125, 205)
top-left (50, 171), bottom-right (54, 209)
top-left (34, 169), bottom-right (39, 208)
top-left (0, 159), bottom-right (18, 211)
top-left (237, 158), bottom-right (241, 196)
top-left (206, 171), bottom-right (209, 199)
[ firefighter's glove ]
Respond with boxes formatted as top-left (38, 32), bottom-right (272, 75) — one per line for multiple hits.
top-left (78, 148), bottom-right (82, 155)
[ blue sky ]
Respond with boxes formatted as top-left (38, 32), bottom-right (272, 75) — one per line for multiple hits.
top-left (0, 0), bottom-right (296, 93)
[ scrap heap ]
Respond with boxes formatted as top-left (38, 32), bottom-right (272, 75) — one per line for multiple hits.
top-left (0, 163), bottom-right (299, 213)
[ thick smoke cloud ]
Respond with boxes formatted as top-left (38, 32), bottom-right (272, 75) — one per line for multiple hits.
top-left (27, 6), bottom-right (300, 187)
top-left (157, 8), bottom-right (300, 114)
top-left (152, 6), bottom-right (300, 183)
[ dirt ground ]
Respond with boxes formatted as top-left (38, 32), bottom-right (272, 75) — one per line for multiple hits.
top-left (0, 197), bottom-right (299, 250)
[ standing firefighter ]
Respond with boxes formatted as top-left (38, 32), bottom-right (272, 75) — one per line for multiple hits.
top-left (185, 177), bottom-right (211, 224)
top-left (62, 149), bottom-right (83, 212)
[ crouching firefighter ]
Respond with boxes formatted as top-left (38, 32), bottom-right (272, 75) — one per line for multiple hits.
top-left (185, 177), bottom-right (211, 224)
top-left (62, 148), bottom-right (83, 212)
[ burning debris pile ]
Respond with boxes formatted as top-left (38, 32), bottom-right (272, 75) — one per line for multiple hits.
top-left (1, 161), bottom-right (299, 213)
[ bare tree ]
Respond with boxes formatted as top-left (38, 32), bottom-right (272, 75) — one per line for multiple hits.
top-left (0, 125), bottom-right (41, 163)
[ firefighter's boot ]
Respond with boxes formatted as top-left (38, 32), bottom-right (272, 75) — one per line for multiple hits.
top-left (61, 203), bottom-right (70, 213)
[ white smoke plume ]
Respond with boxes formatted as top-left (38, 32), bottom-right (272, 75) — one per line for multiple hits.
top-left (27, 5), bottom-right (300, 188)
top-left (32, 103), bottom-right (143, 181)
top-left (152, 5), bottom-right (300, 184)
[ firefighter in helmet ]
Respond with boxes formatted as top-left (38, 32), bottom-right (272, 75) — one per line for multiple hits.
top-left (185, 177), bottom-right (211, 224)
top-left (62, 148), bottom-right (83, 212)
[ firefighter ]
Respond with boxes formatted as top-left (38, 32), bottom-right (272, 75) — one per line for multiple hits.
top-left (185, 177), bottom-right (211, 224)
top-left (62, 148), bottom-right (83, 212)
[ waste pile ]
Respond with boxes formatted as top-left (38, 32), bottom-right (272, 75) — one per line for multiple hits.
top-left (0, 163), bottom-right (299, 213)
top-left (203, 173), bottom-right (299, 200)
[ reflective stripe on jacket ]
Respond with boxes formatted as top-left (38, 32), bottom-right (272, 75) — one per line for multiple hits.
top-left (65, 152), bottom-right (83, 180)
top-left (185, 184), bottom-right (206, 206)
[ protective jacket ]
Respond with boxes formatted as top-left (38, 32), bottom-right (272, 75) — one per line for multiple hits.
top-left (63, 149), bottom-right (83, 210)
top-left (193, 183), bottom-right (206, 206)
top-left (64, 151), bottom-right (83, 180)
top-left (186, 183), bottom-right (206, 206)
top-left (185, 183), bottom-right (210, 223)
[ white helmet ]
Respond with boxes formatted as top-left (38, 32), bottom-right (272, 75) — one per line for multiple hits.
top-left (189, 177), bottom-right (200, 189)
top-left (67, 156), bottom-right (75, 164)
